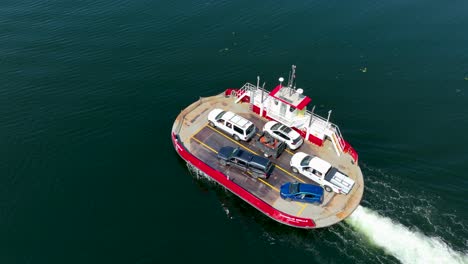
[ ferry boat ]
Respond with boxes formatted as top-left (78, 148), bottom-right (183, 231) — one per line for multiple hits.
top-left (171, 65), bottom-right (364, 229)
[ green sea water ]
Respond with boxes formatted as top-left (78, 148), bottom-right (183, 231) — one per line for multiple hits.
top-left (1, 0), bottom-right (467, 263)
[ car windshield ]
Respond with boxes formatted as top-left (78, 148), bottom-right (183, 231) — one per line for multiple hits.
top-left (271, 123), bottom-right (282, 130)
top-left (300, 156), bottom-right (312, 166)
top-left (215, 111), bottom-right (226, 120)
top-left (231, 148), bottom-right (242, 157)
top-left (289, 182), bottom-right (300, 194)
top-left (246, 124), bottom-right (255, 135)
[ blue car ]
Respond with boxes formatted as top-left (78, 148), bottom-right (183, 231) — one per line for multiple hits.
top-left (280, 182), bottom-right (324, 204)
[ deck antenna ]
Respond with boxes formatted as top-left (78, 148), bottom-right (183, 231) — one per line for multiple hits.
top-left (279, 77), bottom-right (284, 88)
top-left (287, 65), bottom-right (296, 87)
top-left (256, 76), bottom-right (260, 89)
top-left (260, 81), bottom-right (267, 116)
top-left (326, 110), bottom-right (332, 127)
top-left (288, 65), bottom-right (296, 96)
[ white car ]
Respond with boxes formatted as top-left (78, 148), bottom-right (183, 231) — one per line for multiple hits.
top-left (262, 121), bottom-right (304, 150)
top-left (207, 108), bottom-right (256, 141)
top-left (290, 152), bottom-right (355, 194)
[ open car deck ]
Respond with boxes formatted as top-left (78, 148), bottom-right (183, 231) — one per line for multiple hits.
top-left (172, 93), bottom-right (364, 228)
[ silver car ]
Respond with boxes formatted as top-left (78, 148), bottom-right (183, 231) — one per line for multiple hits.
top-left (262, 121), bottom-right (304, 150)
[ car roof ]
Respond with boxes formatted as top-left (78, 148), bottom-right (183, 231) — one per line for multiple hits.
top-left (250, 155), bottom-right (271, 167)
top-left (237, 150), bottom-right (270, 165)
top-left (223, 111), bottom-right (252, 128)
top-left (307, 156), bottom-right (332, 174)
top-left (235, 148), bottom-right (249, 159)
top-left (272, 121), bottom-right (300, 138)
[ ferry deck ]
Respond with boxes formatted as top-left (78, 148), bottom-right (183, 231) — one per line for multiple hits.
top-left (172, 93), bottom-right (364, 228)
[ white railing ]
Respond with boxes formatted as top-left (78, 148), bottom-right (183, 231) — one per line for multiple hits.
top-left (304, 109), bottom-right (330, 131)
top-left (303, 109), bottom-right (345, 153)
top-left (235, 83), bottom-right (256, 103)
top-left (331, 124), bottom-right (346, 150)
top-left (240, 82), bottom-right (257, 91)
top-left (236, 82), bottom-right (346, 153)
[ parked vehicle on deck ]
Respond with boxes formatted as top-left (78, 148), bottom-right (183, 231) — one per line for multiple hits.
top-left (255, 131), bottom-right (286, 158)
top-left (208, 108), bottom-right (256, 141)
top-left (280, 182), bottom-right (324, 204)
top-left (290, 152), bottom-right (355, 194)
top-left (217, 146), bottom-right (274, 179)
top-left (263, 121), bottom-right (303, 150)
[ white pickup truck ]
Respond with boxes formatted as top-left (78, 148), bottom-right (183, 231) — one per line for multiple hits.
top-left (290, 152), bottom-right (355, 195)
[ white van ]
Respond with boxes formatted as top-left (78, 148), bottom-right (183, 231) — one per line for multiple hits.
top-left (207, 108), bottom-right (256, 141)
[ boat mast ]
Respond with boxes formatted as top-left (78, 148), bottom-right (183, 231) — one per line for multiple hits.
top-left (287, 65), bottom-right (296, 88)
top-left (287, 65), bottom-right (296, 96)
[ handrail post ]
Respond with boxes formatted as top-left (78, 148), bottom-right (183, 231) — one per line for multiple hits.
top-left (326, 110), bottom-right (332, 127)
top-left (260, 89), bottom-right (264, 116)
top-left (306, 105), bottom-right (315, 141)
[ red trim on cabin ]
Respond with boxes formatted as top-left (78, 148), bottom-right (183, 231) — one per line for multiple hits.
top-left (171, 132), bottom-right (316, 229)
top-left (268, 84), bottom-right (282, 96)
top-left (269, 85), bottom-right (311, 110)
top-left (296, 97), bottom-right (311, 110)
top-left (308, 135), bottom-right (324, 146)
top-left (252, 105), bottom-right (260, 115)
top-left (291, 127), bottom-right (324, 147)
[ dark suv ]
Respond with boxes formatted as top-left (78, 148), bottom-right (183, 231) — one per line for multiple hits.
top-left (217, 146), bottom-right (274, 179)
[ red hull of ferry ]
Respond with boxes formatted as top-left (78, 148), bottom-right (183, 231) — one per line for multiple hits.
top-left (171, 132), bottom-right (317, 229)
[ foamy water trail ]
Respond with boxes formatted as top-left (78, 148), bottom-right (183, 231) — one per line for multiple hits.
top-left (346, 206), bottom-right (468, 264)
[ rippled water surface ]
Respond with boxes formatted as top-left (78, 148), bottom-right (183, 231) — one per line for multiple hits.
top-left (1, 0), bottom-right (467, 263)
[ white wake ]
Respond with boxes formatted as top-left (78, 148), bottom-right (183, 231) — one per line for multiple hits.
top-left (346, 206), bottom-right (468, 264)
